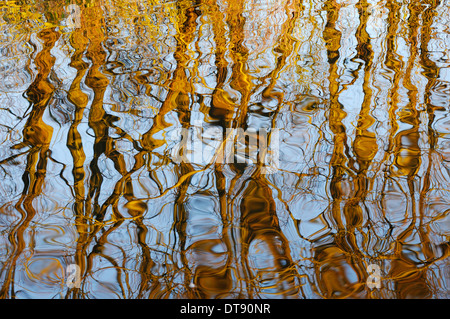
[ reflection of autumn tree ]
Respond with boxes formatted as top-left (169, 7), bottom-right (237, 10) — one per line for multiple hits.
top-left (238, 0), bottom-right (304, 298)
top-left (0, 27), bottom-right (59, 298)
top-left (312, 0), bottom-right (362, 299)
top-left (312, 0), bottom-right (449, 299)
top-left (190, 0), bottom-right (235, 299)
top-left (388, 0), bottom-right (449, 299)
top-left (65, 10), bottom-right (90, 299)
top-left (223, 0), bottom-right (302, 298)
top-left (190, 0), bottom-right (304, 298)
top-left (240, 177), bottom-right (301, 297)
top-left (388, 0), bottom-right (426, 298)
top-left (164, 0), bottom-right (202, 298)
top-left (418, 0), bottom-right (450, 277)
top-left (380, 0), bottom-right (402, 175)
top-left (0, 0), bottom-right (448, 299)
top-left (65, 3), bottom-right (153, 298)
top-left (343, 0), bottom-right (378, 296)
top-left (65, 3), bottom-right (128, 298)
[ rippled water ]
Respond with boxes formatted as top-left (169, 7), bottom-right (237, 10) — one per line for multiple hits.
top-left (0, 0), bottom-right (449, 299)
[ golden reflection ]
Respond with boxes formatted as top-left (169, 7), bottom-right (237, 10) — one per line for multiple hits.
top-left (0, 0), bottom-right (448, 299)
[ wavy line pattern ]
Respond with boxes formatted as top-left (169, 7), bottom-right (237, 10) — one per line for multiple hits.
top-left (0, 0), bottom-right (449, 299)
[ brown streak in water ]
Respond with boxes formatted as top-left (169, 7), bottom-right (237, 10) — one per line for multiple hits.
top-left (207, 0), bottom-right (233, 127)
top-left (188, 0), bottom-right (236, 299)
top-left (229, 0), bottom-right (302, 298)
top-left (343, 0), bottom-right (378, 297)
top-left (65, 10), bottom-right (90, 299)
top-left (388, 0), bottom-right (426, 299)
top-left (388, 0), bottom-right (448, 299)
top-left (141, 1), bottom-right (199, 152)
top-left (0, 27), bottom-right (59, 298)
top-left (0, 0), bottom-right (448, 299)
top-left (169, 1), bottom-right (203, 299)
top-left (70, 3), bottom-right (129, 298)
top-left (418, 0), bottom-right (449, 271)
top-left (313, 0), bottom-right (366, 299)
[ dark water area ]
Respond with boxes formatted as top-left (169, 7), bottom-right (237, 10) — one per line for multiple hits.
top-left (0, 0), bottom-right (449, 299)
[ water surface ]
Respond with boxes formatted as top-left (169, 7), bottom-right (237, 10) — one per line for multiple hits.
top-left (0, 0), bottom-right (449, 299)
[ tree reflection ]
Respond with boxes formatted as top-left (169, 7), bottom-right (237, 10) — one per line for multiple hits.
top-left (0, 0), bottom-right (448, 299)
